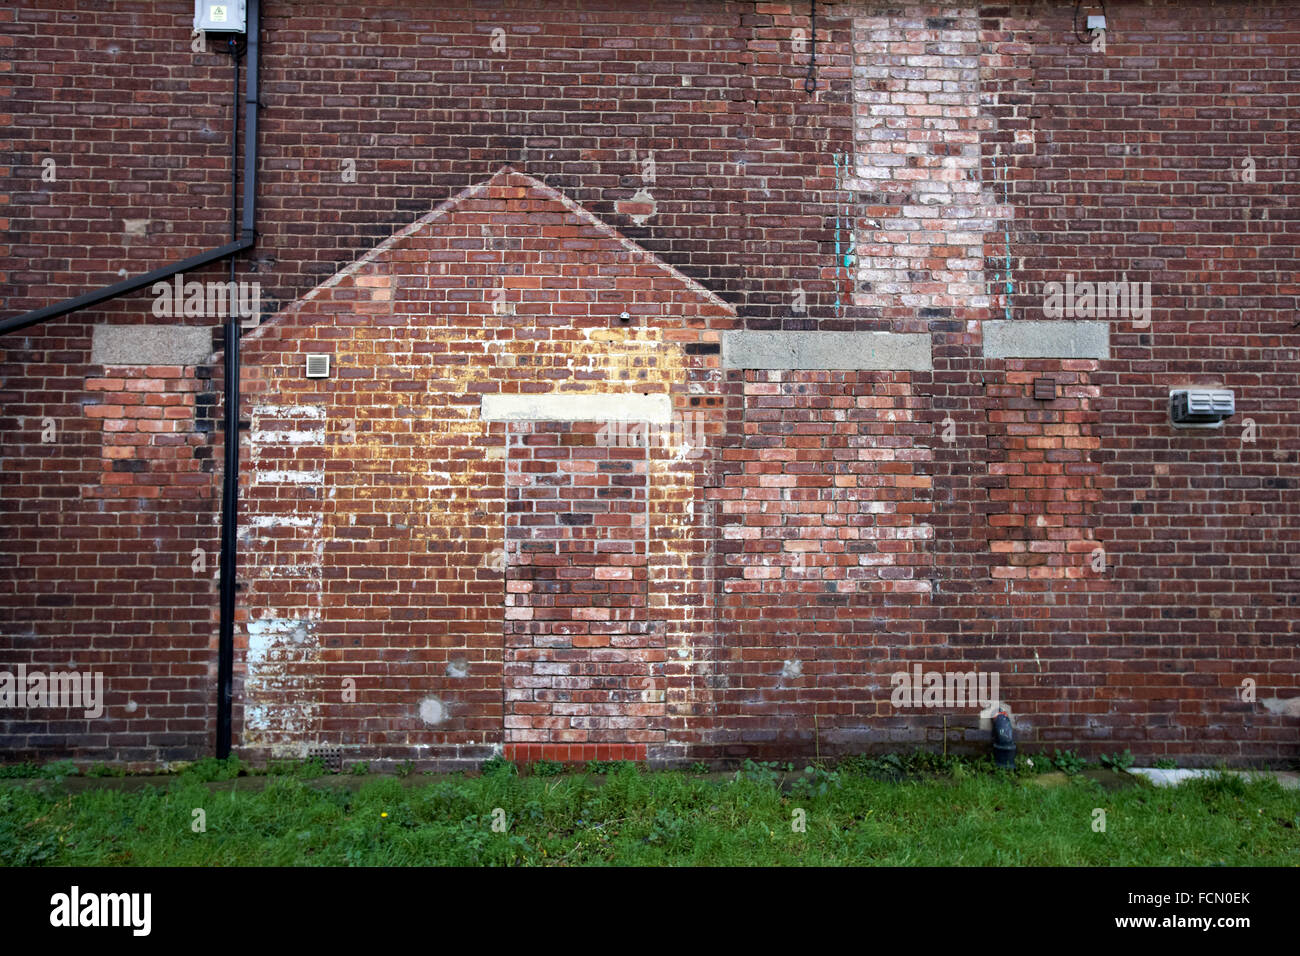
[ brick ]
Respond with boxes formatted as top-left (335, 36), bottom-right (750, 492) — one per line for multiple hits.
top-left (1, 0), bottom-right (1295, 773)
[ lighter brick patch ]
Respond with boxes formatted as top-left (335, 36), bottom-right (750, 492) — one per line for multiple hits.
top-left (252, 404), bottom-right (326, 419)
top-left (481, 393), bottom-right (672, 423)
top-left (843, 4), bottom-right (1000, 315)
top-left (244, 616), bottom-right (321, 751)
top-left (254, 469), bottom-right (325, 485)
top-left (247, 514), bottom-right (319, 529)
top-left (250, 429), bottom-right (325, 445)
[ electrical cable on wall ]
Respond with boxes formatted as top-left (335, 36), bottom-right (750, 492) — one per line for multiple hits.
top-left (834, 151), bottom-right (842, 317)
top-left (832, 152), bottom-right (855, 319)
top-left (804, 0), bottom-right (817, 94)
top-left (995, 146), bottom-right (1013, 321)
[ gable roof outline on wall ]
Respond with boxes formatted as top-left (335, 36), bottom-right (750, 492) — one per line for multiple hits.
top-left (243, 165), bottom-right (734, 343)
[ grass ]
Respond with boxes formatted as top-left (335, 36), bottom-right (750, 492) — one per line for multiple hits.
top-left (0, 757), bottom-right (1296, 866)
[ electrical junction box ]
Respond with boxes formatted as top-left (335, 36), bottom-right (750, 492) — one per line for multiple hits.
top-left (1170, 388), bottom-right (1234, 428)
top-left (1087, 15), bottom-right (1107, 31)
top-left (195, 1), bottom-right (246, 33)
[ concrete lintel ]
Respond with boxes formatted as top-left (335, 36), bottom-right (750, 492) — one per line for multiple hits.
top-left (983, 320), bottom-right (1109, 360)
top-left (480, 393), bottom-right (672, 423)
top-left (721, 331), bottom-right (932, 371)
top-left (91, 324), bottom-right (214, 366)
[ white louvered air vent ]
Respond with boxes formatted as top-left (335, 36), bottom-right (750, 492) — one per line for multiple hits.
top-left (305, 354), bottom-right (330, 378)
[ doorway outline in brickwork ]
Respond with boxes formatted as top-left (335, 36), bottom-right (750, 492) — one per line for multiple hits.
top-left (484, 394), bottom-right (672, 762)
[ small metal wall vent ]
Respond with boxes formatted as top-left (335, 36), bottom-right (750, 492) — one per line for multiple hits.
top-left (1170, 388), bottom-right (1234, 428)
top-left (306, 746), bottom-right (342, 773)
top-left (305, 354), bottom-right (330, 378)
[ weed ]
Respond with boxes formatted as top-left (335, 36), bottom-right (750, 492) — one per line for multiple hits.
top-left (480, 756), bottom-right (517, 778)
top-left (180, 756), bottom-right (243, 782)
top-left (583, 760), bottom-right (633, 775)
top-left (645, 807), bottom-right (689, 848)
top-left (1099, 750), bottom-right (1135, 772)
top-left (1013, 754), bottom-right (1045, 776)
top-left (37, 761), bottom-right (79, 780)
top-left (267, 757), bottom-right (328, 778)
top-left (1051, 750), bottom-right (1088, 776)
top-left (1188, 770), bottom-right (1253, 802)
top-left (837, 751), bottom-right (1000, 779)
top-left (839, 753), bottom-right (905, 779)
top-left (790, 765), bottom-right (841, 800)
top-left (733, 760), bottom-right (798, 788)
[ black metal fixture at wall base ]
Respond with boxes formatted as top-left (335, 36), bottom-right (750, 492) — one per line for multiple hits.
top-left (993, 711), bottom-right (1016, 769)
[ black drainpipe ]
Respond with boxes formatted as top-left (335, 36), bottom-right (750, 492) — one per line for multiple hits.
top-left (217, 0), bottom-right (260, 759)
top-left (0, 0), bottom-right (261, 760)
top-left (216, 0), bottom-right (260, 759)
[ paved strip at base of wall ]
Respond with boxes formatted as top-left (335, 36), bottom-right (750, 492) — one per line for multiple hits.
top-left (91, 324), bottom-right (214, 366)
top-left (721, 331), bottom-right (932, 371)
top-left (983, 321), bottom-right (1109, 360)
top-left (481, 393), bottom-right (673, 423)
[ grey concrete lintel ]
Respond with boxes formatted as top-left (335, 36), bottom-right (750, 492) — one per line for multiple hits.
top-left (982, 320), bottom-right (1109, 360)
top-left (91, 324), bottom-right (214, 366)
top-left (721, 331), bottom-right (931, 371)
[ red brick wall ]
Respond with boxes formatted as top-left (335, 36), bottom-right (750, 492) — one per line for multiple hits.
top-left (976, 0), bottom-right (1300, 762)
top-left (2, 0), bottom-right (856, 323)
top-left (1, 1), bottom-right (1297, 768)
top-left (985, 365), bottom-right (1106, 579)
top-left (504, 419), bottom-right (660, 764)
top-left (0, 349), bottom-right (218, 763)
top-left (233, 169), bottom-right (731, 767)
